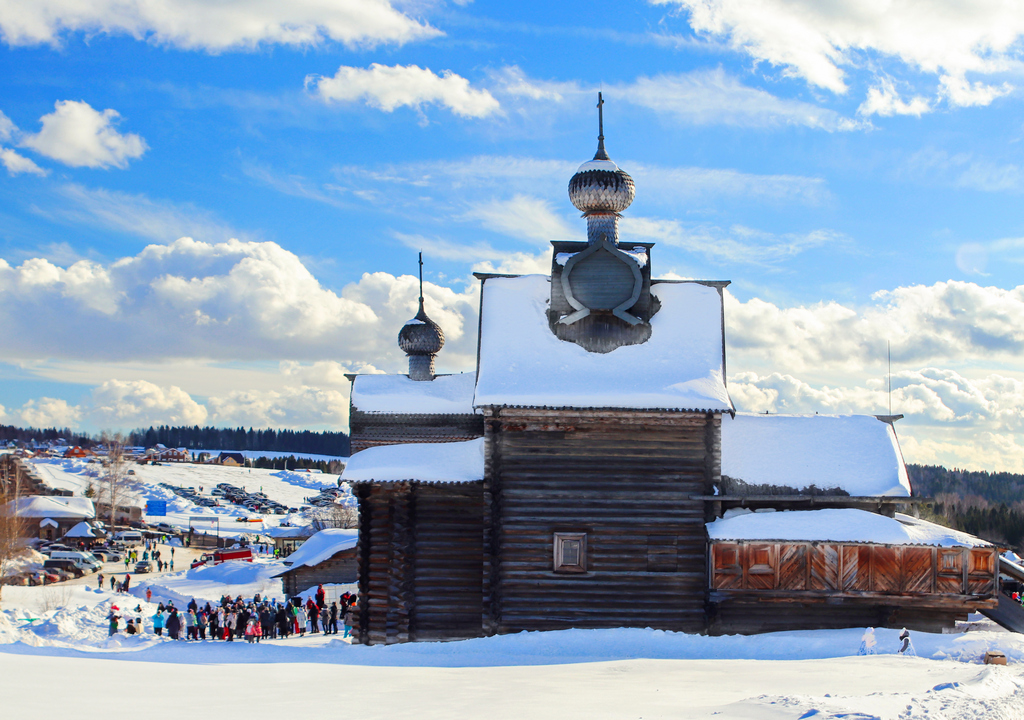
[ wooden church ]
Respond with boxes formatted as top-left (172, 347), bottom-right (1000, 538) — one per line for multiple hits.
top-left (343, 97), bottom-right (999, 645)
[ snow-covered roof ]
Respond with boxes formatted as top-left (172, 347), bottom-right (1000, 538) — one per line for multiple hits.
top-left (351, 372), bottom-right (477, 415)
top-left (263, 525), bottom-right (316, 539)
top-left (64, 521), bottom-right (99, 538)
top-left (343, 438), bottom-right (485, 485)
top-left (473, 276), bottom-right (733, 411)
top-left (273, 528), bottom-right (359, 575)
top-left (7, 495), bottom-right (95, 519)
top-left (707, 509), bottom-right (991, 548)
top-left (721, 413), bottom-right (911, 497)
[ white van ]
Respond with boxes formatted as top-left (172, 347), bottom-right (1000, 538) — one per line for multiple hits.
top-left (50, 551), bottom-right (102, 572)
top-left (113, 531), bottom-right (143, 544)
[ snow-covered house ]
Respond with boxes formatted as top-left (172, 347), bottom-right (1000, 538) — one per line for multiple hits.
top-left (343, 100), bottom-right (999, 645)
top-left (271, 528), bottom-right (359, 597)
top-left (7, 495), bottom-right (95, 540)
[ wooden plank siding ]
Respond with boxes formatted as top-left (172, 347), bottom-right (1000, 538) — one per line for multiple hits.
top-left (349, 410), bottom-right (483, 454)
top-left (352, 481), bottom-right (485, 645)
top-left (708, 540), bottom-right (998, 634)
top-left (486, 408), bottom-right (720, 634)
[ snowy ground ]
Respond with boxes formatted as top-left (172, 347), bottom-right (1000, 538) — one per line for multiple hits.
top-left (28, 457), bottom-right (348, 538)
top-left (0, 576), bottom-right (1022, 720)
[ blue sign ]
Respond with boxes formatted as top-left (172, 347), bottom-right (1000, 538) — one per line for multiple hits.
top-left (146, 500), bottom-right (167, 516)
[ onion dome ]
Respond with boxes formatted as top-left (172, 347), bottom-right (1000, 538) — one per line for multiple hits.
top-left (568, 94), bottom-right (635, 215)
top-left (399, 253), bottom-right (445, 381)
top-left (398, 298), bottom-right (445, 356)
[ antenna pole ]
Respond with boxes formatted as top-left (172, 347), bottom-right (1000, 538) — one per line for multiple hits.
top-left (887, 340), bottom-right (892, 416)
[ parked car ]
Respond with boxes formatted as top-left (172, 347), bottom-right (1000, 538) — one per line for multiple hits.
top-left (134, 560), bottom-right (153, 573)
top-left (43, 558), bottom-right (84, 579)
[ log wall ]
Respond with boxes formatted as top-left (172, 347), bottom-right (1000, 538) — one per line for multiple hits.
top-left (487, 408), bottom-right (719, 633)
top-left (352, 481), bottom-right (484, 645)
top-left (280, 551), bottom-right (357, 598)
top-left (349, 410), bottom-right (483, 454)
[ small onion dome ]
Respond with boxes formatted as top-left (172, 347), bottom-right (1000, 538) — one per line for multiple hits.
top-left (568, 157), bottom-right (635, 214)
top-left (398, 299), bottom-right (445, 356)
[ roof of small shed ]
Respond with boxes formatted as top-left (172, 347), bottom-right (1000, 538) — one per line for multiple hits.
top-left (273, 528), bottom-right (359, 576)
top-left (706, 508), bottom-right (990, 548)
top-left (473, 275), bottom-right (732, 411)
top-left (342, 437), bottom-right (485, 485)
top-left (721, 413), bottom-right (912, 497)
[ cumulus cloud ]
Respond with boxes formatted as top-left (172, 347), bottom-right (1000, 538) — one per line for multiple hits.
top-left (16, 397), bottom-right (82, 428)
top-left (0, 0), bottom-right (438, 51)
top-left (20, 100), bottom-right (147, 169)
top-left (726, 280), bottom-right (1024, 373)
top-left (0, 237), bottom-right (481, 371)
top-left (90, 379), bottom-right (208, 427)
top-left (728, 368), bottom-right (1024, 472)
top-left (306, 64), bottom-right (500, 119)
top-left (617, 68), bottom-right (865, 131)
top-left (207, 386), bottom-right (349, 429)
top-left (657, 0), bottom-right (1019, 107)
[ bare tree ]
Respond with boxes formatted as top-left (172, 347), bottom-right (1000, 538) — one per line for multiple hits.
top-left (0, 455), bottom-right (27, 607)
top-left (100, 433), bottom-right (133, 531)
top-left (309, 502), bottom-right (358, 531)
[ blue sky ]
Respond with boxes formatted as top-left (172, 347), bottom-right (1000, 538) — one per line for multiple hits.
top-left (1, 0), bottom-right (1023, 471)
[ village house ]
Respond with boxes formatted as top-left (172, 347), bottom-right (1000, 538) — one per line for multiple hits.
top-left (6, 495), bottom-right (96, 540)
top-left (341, 99), bottom-right (1004, 645)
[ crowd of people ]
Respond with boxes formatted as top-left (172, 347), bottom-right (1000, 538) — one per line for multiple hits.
top-left (108, 584), bottom-right (359, 641)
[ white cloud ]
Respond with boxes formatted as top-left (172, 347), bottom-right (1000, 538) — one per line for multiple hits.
top-left (0, 147), bottom-right (46, 176)
top-left (0, 110), bottom-right (15, 141)
top-left (858, 78), bottom-right (931, 117)
top-left (0, 0), bottom-right (438, 51)
top-left (617, 68), bottom-right (865, 131)
top-left (15, 397), bottom-right (82, 428)
top-left (939, 74), bottom-right (1013, 107)
top-left (727, 281), bottom-right (1024, 373)
top-left (306, 64), bottom-right (500, 119)
top-left (0, 238), bottom-right (480, 372)
top-left (657, 0), bottom-right (1019, 106)
top-left (89, 379), bottom-right (208, 427)
top-left (471, 250), bottom-right (552, 276)
top-left (905, 148), bottom-right (1024, 194)
top-left (207, 386), bottom-right (349, 429)
top-left (21, 100), bottom-right (147, 169)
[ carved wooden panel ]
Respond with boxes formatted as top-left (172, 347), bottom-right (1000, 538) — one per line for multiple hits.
top-left (809, 544), bottom-right (839, 591)
top-left (841, 545), bottom-right (871, 592)
top-left (712, 543), bottom-right (742, 590)
top-left (872, 546), bottom-right (901, 593)
top-left (778, 544), bottom-right (807, 591)
top-left (745, 544), bottom-right (776, 590)
top-left (967, 548), bottom-right (996, 595)
top-left (902, 547), bottom-right (934, 594)
top-left (936, 548), bottom-right (964, 594)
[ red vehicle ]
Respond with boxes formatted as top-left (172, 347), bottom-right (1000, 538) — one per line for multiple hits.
top-left (190, 547), bottom-right (254, 569)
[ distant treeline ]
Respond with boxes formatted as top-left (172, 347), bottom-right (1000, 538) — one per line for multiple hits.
top-left (0, 423), bottom-right (349, 457)
top-left (909, 464), bottom-right (1024, 550)
top-left (128, 426), bottom-right (350, 457)
top-left (0, 424), bottom-right (92, 446)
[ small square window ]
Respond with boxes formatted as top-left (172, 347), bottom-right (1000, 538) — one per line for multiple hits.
top-left (553, 532), bottom-right (587, 573)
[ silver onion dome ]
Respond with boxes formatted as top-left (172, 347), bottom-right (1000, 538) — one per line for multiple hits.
top-left (398, 298), bottom-right (445, 356)
top-left (568, 92), bottom-right (635, 215)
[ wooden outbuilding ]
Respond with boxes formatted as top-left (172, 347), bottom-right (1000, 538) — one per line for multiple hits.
top-left (272, 528), bottom-right (359, 597)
